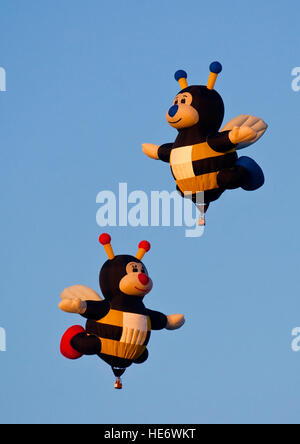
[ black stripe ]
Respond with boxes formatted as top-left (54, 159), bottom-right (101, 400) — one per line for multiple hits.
top-left (144, 331), bottom-right (151, 346)
top-left (176, 186), bottom-right (224, 204)
top-left (192, 152), bottom-right (237, 176)
top-left (158, 143), bottom-right (173, 163)
top-left (86, 320), bottom-right (123, 341)
top-left (86, 320), bottom-right (151, 345)
top-left (110, 298), bottom-right (147, 315)
top-left (100, 353), bottom-right (133, 368)
top-left (207, 131), bottom-right (237, 153)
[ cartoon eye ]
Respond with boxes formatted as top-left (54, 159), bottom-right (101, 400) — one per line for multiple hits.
top-left (141, 266), bottom-right (146, 274)
top-left (181, 98), bottom-right (186, 104)
top-left (174, 99), bottom-right (178, 105)
top-left (126, 262), bottom-right (143, 275)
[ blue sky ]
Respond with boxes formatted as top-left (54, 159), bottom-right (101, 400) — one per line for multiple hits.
top-left (0, 0), bottom-right (300, 424)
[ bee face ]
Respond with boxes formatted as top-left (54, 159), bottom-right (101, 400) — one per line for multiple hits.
top-left (166, 92), bottom-right (199, 129)
top-left (119, 261), bottom-right (153, 297)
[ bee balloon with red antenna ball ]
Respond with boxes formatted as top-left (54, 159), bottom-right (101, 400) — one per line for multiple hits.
top-left (143, 62), bottom-right (268, 225)
top-left (59, 234), bottom-right (185, 389)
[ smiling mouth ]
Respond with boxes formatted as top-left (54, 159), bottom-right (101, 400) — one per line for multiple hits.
top-left (168, 118), bottom-right (182, 124)
top-left (134, 286), bottom-right (148, 292)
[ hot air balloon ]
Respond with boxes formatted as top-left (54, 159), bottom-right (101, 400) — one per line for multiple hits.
top-left (59, 234), bottom-right (185, 389)
top-left (143, 62), bottom-right (267, 225)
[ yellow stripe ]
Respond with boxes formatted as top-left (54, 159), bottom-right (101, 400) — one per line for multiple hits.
top-left (97, 310), bottom-right (152, 330)
top-left (97, 309), bottom-right (123, 327)
top-left (100, 337), bottom-right (146, 360)
top-left (176, 172), bottom-right (219, 193)
top-left (171, 162), bottom-right (194, 180)
top-left (170, 146), bottom-right (194, 181)
top-left (191, 142), bottom-right (235, 161)
top-left (170, 145), bottom-right (193, 165)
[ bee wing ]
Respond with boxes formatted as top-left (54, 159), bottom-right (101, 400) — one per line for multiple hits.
top-left (60, 285), bottom-right (103, 302)
top-left (221, 114), bottom-right (268, 150)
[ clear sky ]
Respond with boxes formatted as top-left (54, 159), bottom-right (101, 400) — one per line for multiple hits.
top-left (1, 0), bottom-right (300, 424)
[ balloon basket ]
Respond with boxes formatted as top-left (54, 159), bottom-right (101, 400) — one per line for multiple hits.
top-left (114, 378), bottom-right (123, 390)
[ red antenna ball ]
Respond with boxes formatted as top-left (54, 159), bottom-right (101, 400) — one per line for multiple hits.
top-left (99, 233), bottom-right (111, 245)
top-left (139, 240), bottom-right (151, 252)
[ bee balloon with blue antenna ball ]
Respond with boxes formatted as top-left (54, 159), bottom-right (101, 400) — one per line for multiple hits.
top-left (143, 62), bottom-right (268, 225)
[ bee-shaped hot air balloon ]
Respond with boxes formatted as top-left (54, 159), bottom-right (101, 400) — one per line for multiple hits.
top-left (143, 62), bottom-right (268, 225)
top-left (59, 234), bottom-right (185, 389)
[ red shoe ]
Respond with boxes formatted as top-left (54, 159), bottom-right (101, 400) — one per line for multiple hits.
top-left (60, 325), bottom-right (85, 360)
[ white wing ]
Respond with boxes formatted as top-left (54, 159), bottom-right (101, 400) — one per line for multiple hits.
top-left (60, 285), bottom-right (103, 302)
top-left (221, 114), bottom-right (268, 150)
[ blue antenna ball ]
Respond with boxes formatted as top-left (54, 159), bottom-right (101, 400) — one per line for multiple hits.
top-left (174, 70), bottom-right (187, 81)
top-left (210, 61), bottom-right (222, 74)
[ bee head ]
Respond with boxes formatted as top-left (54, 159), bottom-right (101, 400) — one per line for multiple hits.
top-left (98, 235), bottom-right (152, 300)
top-left (167, 63), bottom-right (224, 135)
